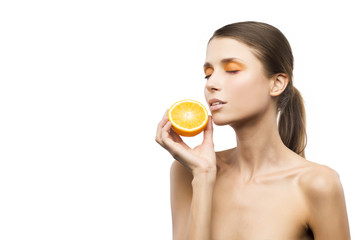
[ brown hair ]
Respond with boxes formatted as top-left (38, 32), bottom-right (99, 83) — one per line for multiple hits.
top-left (210, 21), bottom-right (307, 158)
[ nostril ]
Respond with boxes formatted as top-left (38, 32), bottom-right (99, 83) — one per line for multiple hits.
top-left (205, 77), bottom-right (220, 91)
top-left (205, 85), bottom-right (219, 92)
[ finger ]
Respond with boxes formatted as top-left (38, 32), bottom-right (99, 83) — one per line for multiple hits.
top-left (161, 121), bottom-right (181, 155)
top-left (169, 128), bottom-right (190, 150)
top-left (203, 116), bottom-right (214, 145)
top-left (155, 110), bottom-right (169, 144)
top-left (161, 120), bottom-right (173, 147)
top-left (157, 110), bottom-right (169, 128)
top-left (162, 122), bottom-right (187, 150)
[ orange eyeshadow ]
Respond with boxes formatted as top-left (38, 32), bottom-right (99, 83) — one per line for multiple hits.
top-left (204, 68), bottom-right (214, 76)
top-left (224, 62), bottom-right (244, 71)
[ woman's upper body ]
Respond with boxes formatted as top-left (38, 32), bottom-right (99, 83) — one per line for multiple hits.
top-left (156, 22), bottom-right (350, 240)
top-left (170, 149), bottom-right (350, 240)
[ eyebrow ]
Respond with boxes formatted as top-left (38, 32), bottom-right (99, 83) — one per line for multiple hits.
top-left (203, 58), bottom-right (246, 69)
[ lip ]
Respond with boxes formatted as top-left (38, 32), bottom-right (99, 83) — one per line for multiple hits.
top-left (208, 98), bottom-right (227, 111)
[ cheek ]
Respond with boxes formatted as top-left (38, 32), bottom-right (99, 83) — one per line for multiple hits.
top-left (227, 74), bottom-right (270, 114)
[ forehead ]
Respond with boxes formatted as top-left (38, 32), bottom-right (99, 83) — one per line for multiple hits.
top-left (205, 37), bottom-right (259, 65)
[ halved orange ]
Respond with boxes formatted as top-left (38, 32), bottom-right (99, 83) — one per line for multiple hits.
top-left (168, 99), bottom-right (209, 137)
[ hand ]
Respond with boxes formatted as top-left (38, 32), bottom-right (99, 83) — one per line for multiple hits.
top-left (155, 110), bottom-right (217, 176)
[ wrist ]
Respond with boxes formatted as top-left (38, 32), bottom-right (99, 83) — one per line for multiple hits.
top-left (192, 169), bottom-right (217, 186)
top-left (192, 166), bottom-right (217, 176)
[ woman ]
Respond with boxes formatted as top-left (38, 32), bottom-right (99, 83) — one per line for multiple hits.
top-left (156, 21), bottom-right (350, 240)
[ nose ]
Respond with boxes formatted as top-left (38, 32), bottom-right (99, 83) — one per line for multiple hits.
top-left (205, 74), bottom-right (221, 92)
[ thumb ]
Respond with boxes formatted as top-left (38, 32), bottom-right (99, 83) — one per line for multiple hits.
top-left (203, 116), bottom-right (214, 145)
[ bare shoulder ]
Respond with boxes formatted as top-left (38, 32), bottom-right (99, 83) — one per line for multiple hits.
top-left (298, 161), bottom-right (344, 200)
top-left (170, 160), bottom-right (193, 185)
top-left (170, 160), bottom-right (193, 200)
top-left (297, 161), bottom-right (350, 239)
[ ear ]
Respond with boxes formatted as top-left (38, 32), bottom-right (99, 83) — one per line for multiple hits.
top-left (269, 73), bottom-right (289, 97)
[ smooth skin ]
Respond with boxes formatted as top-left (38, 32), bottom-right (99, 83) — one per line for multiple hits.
top-left (156, 37), bottom-right (350, 240)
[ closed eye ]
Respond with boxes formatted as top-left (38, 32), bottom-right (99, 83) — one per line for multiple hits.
top-left (224, 61), bottom-right (243, 74)
top-left (204, 67), bottom-right (213, 80)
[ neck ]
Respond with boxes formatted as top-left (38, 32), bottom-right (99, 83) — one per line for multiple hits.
top-left (228, 108), bottom-right (290, 181)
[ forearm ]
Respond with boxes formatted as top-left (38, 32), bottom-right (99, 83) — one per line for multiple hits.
top-left (185, 171), bottom-right (216, 240)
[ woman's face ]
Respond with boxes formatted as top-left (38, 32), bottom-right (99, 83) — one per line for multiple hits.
top-left (204, 37), bottom-right (273, 127)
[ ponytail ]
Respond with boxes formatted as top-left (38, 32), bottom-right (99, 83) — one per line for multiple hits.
top-left (278, 86), bottom-right (307, 158)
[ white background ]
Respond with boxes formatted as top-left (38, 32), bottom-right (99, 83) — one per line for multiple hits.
top-left (1, 0), bottom-right (359, 239)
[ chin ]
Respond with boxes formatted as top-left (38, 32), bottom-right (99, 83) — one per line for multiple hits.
top-left (212, 111), bottom-right (262, 127)
top-left (211, 115), bottom-right (232, 126)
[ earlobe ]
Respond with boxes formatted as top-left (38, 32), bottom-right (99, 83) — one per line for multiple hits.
top-left (270, 73), bottom-right (289, 97)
